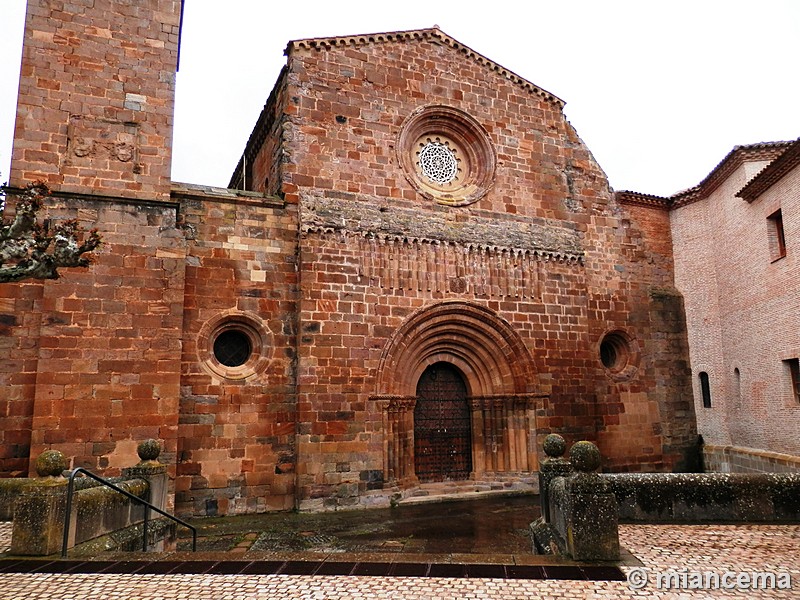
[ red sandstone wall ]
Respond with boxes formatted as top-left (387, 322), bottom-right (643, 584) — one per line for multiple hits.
top-left (28, 199), bottom-right (186, 472)
top-left (0, 280), bottom-right (42, 476)
top-left (3, 6), bottom-right (701, 513)
top-left (589, 202), bottom-right (696, 471)
top-left (173, 187), bottom-right (299, 515)
top-left (1, 1), bottom-right (184, 477)
top-left (10, 0), bottom-right (180, 201)
top-left (253, 34), bottom-right (697, 507)
top-left (0, 196), bottom-right (186, 476)
top-left (672, 161), bottom-right (800, 459)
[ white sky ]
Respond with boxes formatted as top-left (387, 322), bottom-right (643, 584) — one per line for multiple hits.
top-left (1, 0), bottom-right (799, 196)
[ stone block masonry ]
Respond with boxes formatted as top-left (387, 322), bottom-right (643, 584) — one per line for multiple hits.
top-left (10, 0), bottom-right (181, 201)
top-left (172, 186), bottom-right (299, 516)
top-left (3, 7), bottom-right (703, 515)
top-left (240, 29), bottom-right (699, 508)
top-left (0, 194), bottom-right (187, 477)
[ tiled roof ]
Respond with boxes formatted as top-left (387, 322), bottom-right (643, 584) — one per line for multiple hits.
top-left (669, 141), bottom-right (793, 208)
top-left (614, 191), bottom-right (670, 208)
top-left (736, 138), bottom-right (800, 202)
top-left (286, 27), bottom-right (565, 108)
top-left (617, 141), bottom-right (794, 210)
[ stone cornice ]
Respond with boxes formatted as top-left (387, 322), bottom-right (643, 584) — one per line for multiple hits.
top-left (171, 182), bottom-right (285, 208)
top-left (615, 191), bottom-right (670, 209)
top-left (302, 225), bottom-right (583, 265)
top-left (286, 27), bottom-right (565, 109)
top-left (300, 192), bottom-right (584, 264)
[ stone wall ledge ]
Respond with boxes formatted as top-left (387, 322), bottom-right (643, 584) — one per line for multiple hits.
top-left (704, 444), bottom-right (800, 469)
top-left (605, 472), bottom-right (800, 523)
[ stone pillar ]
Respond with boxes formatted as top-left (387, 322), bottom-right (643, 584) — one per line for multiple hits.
top-left (380, 397), bottom-right (418, 487)
top-left (121, 439), bottom-right (168, 512)
top-left (121, 439), bottom-right (174, 552)
top-left (470, 398), bottom-right (486, 478)
top-left (539, 434), bottom-right (572, 522)
top-left (562, 441), bottom-right (620, 561)
top-left (10, 450), bottom-right (68, 556)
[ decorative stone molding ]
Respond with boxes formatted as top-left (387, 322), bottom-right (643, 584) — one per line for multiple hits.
top-left (397, 105), bottom-right (496, 207)
top-left (470, 394), bottom-right (543, 476)
top-left (301, 192), bottom-right (584, 262)
top-left (375, 301), bottom-right (538, 397)
top-left (64, 115), bottom-right (142, 174)
top-left (374, 395), bottom-right (418, 486)
top-left (197, 311), bottom-right (272, 382)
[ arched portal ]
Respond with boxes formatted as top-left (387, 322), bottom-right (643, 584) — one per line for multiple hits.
top-left (414, 363), bottom-right (472, 482)
top-left (374, 301), bottom-right (546, 488)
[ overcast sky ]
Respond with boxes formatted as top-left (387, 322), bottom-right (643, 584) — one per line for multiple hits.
top-left (1, 0), bottom-right (799, 196)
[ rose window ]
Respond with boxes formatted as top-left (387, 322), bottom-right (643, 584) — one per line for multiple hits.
top-left (418, 140), bottom-right (459, 184)
top-left (397, 105), bottom-right (496, 206)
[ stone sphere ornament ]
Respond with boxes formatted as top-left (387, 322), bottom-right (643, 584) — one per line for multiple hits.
top-left (35, 449), bottom-right (67, 477)
top-left (569, 441), bottom-right (602, 472)
top-left (543, 434), bottom-right (567, 458)
top-left (137, 439), bottom-right (162, 462)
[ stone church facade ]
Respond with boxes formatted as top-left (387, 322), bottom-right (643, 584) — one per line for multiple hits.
top-left (1, 1), bottom-right (709, 515)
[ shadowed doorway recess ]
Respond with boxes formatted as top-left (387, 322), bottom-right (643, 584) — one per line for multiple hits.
top-left (414, 363), bottom-right (472, 482)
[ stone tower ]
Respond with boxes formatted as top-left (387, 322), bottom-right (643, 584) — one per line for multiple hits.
top-left (10, 0), bottom-right (181, 200)
top-left (1, 0), bottom-right (185, 477)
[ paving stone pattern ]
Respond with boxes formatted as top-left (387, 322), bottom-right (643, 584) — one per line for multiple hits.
top-left (0, 522), bottom-right (10, 553)
top-left (0, 524), bottom-right (798, 599)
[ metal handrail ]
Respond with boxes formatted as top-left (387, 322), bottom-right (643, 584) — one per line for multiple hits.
top-left (61, 467), bottom-right (196, 558)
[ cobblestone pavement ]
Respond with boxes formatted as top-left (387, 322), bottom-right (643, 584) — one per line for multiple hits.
top-left (1, 523), bottom-right (798, 599)
top-left (0, 522), bottom-right (10, 551)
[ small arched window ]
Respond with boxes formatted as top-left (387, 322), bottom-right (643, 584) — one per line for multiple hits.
top-left (733, 368), bottom-right (741, 406)
top-left (699, 372), bottom-right (712, 408)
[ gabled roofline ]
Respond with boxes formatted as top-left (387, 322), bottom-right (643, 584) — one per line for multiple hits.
top-left (736, 138), bottom-right (800, 202)
top-left (286, 27), bottom-right (565, 109)
top-left (669, 141), bottom-right (792, 208)
top-left (617, 141), bottom-right (794, 210)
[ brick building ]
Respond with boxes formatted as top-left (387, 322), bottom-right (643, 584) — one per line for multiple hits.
top-left (621, 139), bottom-right (800, 474)
top-left (0, 1), bottom-right (717, 516)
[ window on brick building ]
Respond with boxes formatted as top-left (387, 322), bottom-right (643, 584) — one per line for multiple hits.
top-left (784, 359), bottom-right (800, 404)
top-left (201, 314), bottom-right (271, 381)
top-left (213, 329), bottom-right (252, 367)
top-left (767, 209), bottom-right (786, 261)
top-left (699, 371), bottom-right (712, 408)
top-left (733, 368), bottom-right (741, 406)
top-left (397, 105), bottom-right (496, 207)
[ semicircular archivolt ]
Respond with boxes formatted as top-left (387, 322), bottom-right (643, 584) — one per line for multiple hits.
top-left (375, 300), bottom-right (537, 397)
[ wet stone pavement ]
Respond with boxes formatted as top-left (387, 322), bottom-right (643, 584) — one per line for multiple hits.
top-left (178, 495), bottom-right (538, 555)
top-left (1, 494), bottom-right (799, 599)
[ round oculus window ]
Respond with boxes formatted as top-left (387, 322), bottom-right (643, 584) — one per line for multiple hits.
top-left (598, 330), bottom-right (639, 380)
top-left (198, 313), bottom-right (271, 381)
top-left (398, 105), bottom-right (496, 206)
top-left (213, 329), bottom-right (252, 367)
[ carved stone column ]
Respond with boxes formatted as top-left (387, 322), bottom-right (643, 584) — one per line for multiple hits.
top-left (471, 394), bottom-right (543, 475)
top-left (378, 395), bottom-right (418, 487)
top-left (469, 398), bottom-right (485, 478)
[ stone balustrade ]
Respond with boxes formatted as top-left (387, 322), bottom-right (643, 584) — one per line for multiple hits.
top-left (5, 440), bottom-right (172, 556)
